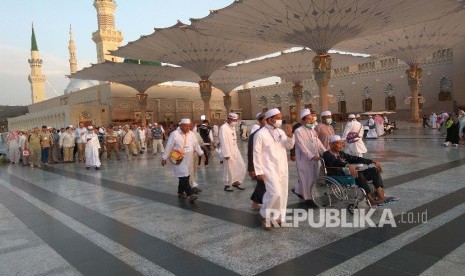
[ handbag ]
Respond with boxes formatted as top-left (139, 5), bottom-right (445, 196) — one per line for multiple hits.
top-left (346, 125), bottom-right (362, 144)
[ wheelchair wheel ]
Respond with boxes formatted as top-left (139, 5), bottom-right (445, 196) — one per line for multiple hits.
top-left (311, 177), bottom-right (345, 208)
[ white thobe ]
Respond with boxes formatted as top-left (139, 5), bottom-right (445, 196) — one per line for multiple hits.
top-left (366, 119), bottom-right (378, 139)
top-left (138, 129), bottom-right (146, 149)
top-left (430, 114), bottom-right (438, 129)
top-left (162, 129), bottom-right (203, 178)
top-left (7, 135), bottom-right (20, 163)
top-left (294, 126), bottom-right (326, 200)
top-left (219, 122), bottom-right (246, 185)
top-left (189, 131), bottom-right (205, 188)
top-left (253, 125), bottom-right (295, 221)
top-left (342, 120), bottom-right (367, 157)
top-left (459, 116), bottom-right (465, 138)
top-left (85, 132), bottom-right (101, 167)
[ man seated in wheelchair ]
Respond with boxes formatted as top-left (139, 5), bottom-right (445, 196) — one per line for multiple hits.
top-left (322, 135), bottom-right (388, 205)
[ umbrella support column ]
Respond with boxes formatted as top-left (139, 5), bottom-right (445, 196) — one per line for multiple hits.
top-left (313, 54), bottom-right (332, 112)
top-left (199, 80), bottom-right (212, 122)
top-left (406, 64), bottom-right (422, 122)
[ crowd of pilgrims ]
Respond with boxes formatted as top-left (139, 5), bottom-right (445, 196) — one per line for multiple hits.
top-left (422, 110), bottom-right (465, 147)
top-left (5, 108), bottom-right (464, 229)
top-left (4, 123), bottom-right (180, 169)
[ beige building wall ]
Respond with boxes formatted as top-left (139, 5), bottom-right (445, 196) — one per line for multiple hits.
top-left (246, 51), bottom-right (458, 121)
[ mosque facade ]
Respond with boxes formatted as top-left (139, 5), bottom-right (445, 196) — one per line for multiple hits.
top-left (8, 0), bottom-right (465, 130)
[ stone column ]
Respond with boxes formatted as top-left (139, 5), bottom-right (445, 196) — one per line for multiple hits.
top-left (292, 82), bottom-right (303, 121)
top-left (223, 94), bottom-right (232, 115)
top-left (199, 80), bottom-right (212, 121)
top-left (136, 93), bottom-right (148, 126)
top-left (406, 64), bottom-right (422, 122)
top-left (313, 54), bottom-right (332, 112)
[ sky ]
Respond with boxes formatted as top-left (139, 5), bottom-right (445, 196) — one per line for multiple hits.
top-left (0, 0), bottom-right (240, 106)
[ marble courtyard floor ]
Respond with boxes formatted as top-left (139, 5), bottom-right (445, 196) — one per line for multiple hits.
top-left (1, 128), bottom-right (465, 276)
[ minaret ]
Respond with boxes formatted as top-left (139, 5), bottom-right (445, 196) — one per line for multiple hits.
top-left (68, 25), bottom-right (77, 74)
top-left (28, 23), bottom-right (46, 104)
top-left (92, 0), bottom-right (123, 63)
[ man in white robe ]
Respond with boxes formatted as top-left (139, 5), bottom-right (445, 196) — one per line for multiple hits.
top-left (162, 118), bottom-right (204, 202)
top-left (342, 114), bottom-right (368, 157)
top-left (293, 109), bottom-right (326, 204)
top-left (253, 108), bottom-right (295, 229)
top-left (85, 126), bottom-right (101, 170)
top-left (366, 116), bottom-right (378, 139)
top-left (219, 113), bottom-right (246, 191)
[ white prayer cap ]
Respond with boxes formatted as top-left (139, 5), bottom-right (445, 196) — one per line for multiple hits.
top-left (180, 118), bottom-right (191, 125)
top-left (99, 128), bottom-right (104, 133)
top-left (87, 126), bottom-right (94, 130)
top-left (321, 111), bottom-right (332, 117)
top-left (68, 125), bottom-right (74, 128)
top-left (369, 115), bottom-right (373, 118)
top-left (228, 113), bottom-right (238, 120)
top-left (148, 124), bottom-right (152, 126)
top-left (47, 126), bottom-right (52, 130)
top-left (300, 109), bottom-right (311, 120)
top-left (329, 135), bottom-right (343, 143)
top-left (256, 112), bottom-right (265, 119)
top-left (355, 114), bottom-right (361, 118)
top-left (348, 114), bottom-right (356, 119)
top-left (265, 108), bottom-right (281, 119)
top-left (154, 123), bottom-right (158, 126)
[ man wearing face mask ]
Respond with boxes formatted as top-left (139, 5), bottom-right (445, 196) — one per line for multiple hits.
top-left (219, 113), bottom-right (246, 191)
top-left (253, 108), bottom-right (295, 229)
top-left (293, 109), bottom-right (326, 205)
top-left (315, 111), bottom-right (335, 149)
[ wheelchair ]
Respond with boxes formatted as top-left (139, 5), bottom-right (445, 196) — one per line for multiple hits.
top-left (311, 160), bottom-right (372, 214)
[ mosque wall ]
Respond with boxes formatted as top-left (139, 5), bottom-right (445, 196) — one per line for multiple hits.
top-left (8, 106), bottom-right (69, 130)
top-left (452, 44), bottom-right (465, 107)
top-left (246, 53), bottom-right (457, 121)
top-left (108, 82), bottom-right (238, 125)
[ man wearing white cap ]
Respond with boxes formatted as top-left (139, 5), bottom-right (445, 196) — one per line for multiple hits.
top-left (219, 113), bottom-right (246, 191)
top-left (85, 126), bottom-right (101, 170)
top-left (253, 108), bottom-right (294, 228)
top-left (342, 114), bottom-right (367, 157)
top-left (315, 111), bottom-right (335, 149)
top-left (293, 109), bottom-right (326, 204)
top-left (366, 115), bottom-right (378, 139)
top-left (162, 118), bottom-right (204, 202)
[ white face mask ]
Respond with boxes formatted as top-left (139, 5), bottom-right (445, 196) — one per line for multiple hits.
top-left (230, 121), bottom-right (237, 127)
top-left (273, 119), bottom-right (283, 128)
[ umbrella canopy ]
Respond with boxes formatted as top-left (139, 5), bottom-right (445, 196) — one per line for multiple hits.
top-left (209, 68), bottom-right (268, 94)
top-left (112, 21), bottom-right (290, 80)
top-left (337, 9), bottom-right (465, 65)
top-left (71, 61), bottom-right (199, 93)
top-left (191, 0), bottom-right (462, 54)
